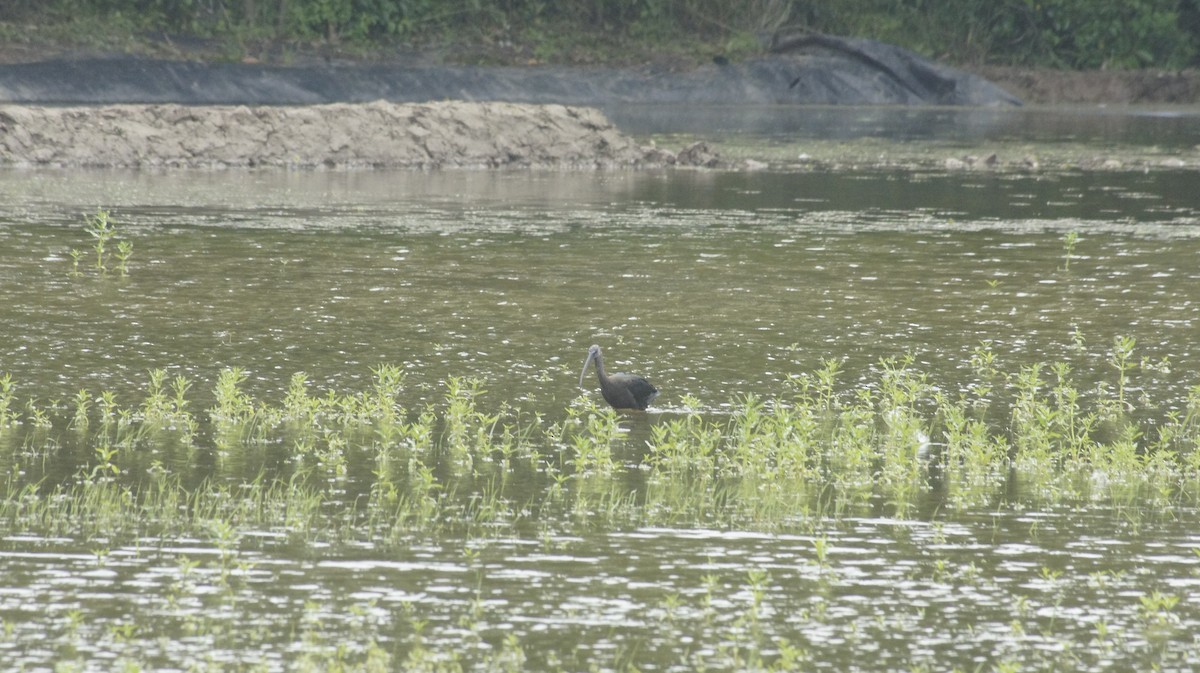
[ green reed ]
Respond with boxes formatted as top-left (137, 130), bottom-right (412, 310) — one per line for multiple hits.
top-left (67, 248), bottom-right (85, 276)
top-left (1061, 231), bottom-right (1080, 271)
top-left (86, 209), bottom-right (116, 271)
top-left (211, 366), bottom-right (258, 427)
top-left (114, 240), bottom-right (134, 276)
top-left (569, 401), bottom-right (622, 474)
top-left (0, 373), bottom-right (14, 429)
top-left (70, 388), bottom-right (91, 430)
top-left (647, 408), bottom-right (721, 476)
top-left (938, 394), bottom-right (1007, 509)
top-left (73, 208), bottom-right (134, 277)
top-left (0, 470), bottom-right (327, 544)
top-left (1110, 335), bottom-right (1138, 412)
top-left (1, 339), bottom-right (1199, 543)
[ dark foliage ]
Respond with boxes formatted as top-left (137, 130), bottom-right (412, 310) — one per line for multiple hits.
top-left (2, 0), bottom-right (1197, 68)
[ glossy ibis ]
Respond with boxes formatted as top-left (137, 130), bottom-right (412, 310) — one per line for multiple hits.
top-left (578, 344), bottom-right (659, 411)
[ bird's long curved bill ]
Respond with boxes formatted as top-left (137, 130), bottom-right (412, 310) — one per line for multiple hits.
top-left (579, 351), bottom-right (596, 388)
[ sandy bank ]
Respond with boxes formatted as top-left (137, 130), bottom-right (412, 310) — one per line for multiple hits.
top-left (0, 101), bottom-right (714, 169)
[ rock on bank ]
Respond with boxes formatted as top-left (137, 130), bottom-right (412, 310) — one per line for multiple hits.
top-left (0, 100), bottom-right (696, 169)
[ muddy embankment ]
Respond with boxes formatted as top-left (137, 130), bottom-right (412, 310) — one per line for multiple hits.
top-left (0, 100), bottom-right (722, 169)
top-left (2, 34), bottom-right (1197, 171)
top-left (0, 35), bottom-right (1016, 169)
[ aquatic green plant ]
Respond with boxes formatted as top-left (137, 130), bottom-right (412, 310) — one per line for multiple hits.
top-left (939, 395), bottom-right (1007, 508)
top-left (1061, 231), bottom-right (1079, 271)
top-left (1139, 590), bottom-right (1181, 639)
top-left (1, 341), bottom-right (1199, 548)
top-left (1109, 335), bottom-right (1138, 412)
top-left (85, 208), bottom-right (117, 272)
top-left (209, 366), bottom-right (266, 449)
top-left (647, 408), bottom-right (721, 475)
top-left (441, 376), bottom-right (502, 466)
top-left (570, 402), bottom-right (622, 474)
top-left (0, 374), bottom-right (14, 430)
top-left (74, 209), bottom-right (133, 276)
top-left (67, 248), bottom-right (85, 276)
top-left (114, 240), bottom-right (134, 276)
top-left (70, 388), bottom-right (91, 430)
top-left (813, 535), bottom-right (832, 573)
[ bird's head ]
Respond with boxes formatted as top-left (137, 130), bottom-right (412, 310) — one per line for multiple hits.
top-left (579, 344), bottom-right (603, 387)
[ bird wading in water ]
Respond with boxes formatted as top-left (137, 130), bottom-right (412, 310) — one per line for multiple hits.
top-left (578, 344), bottom-right (659, 411)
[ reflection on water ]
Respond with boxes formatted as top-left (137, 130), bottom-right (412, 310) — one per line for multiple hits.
top-left (608, 103), bottom-right (1200, 146)
top-left (610, 103), bottom-right (1200, 171)
top-left (1, 144), bottom-right (1200, 671)
top-left (1, 514), bottom-right (1197, 671)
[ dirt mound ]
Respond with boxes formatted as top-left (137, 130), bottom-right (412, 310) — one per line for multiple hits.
top-left (0, 100), bottom-right (702, 169)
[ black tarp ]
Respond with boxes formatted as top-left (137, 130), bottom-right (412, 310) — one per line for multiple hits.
top-left (0, 34), bottom-right (1020, 106)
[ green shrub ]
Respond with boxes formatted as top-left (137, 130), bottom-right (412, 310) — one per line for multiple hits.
top-left (6, 0), bottom-right (1199, 68)
top-left (995, 0), bottom-right (1196, 68)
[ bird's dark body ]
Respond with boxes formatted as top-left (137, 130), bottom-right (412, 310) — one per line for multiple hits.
top-left (600, 372), bottom-right (658, 411)
top-left (579, 344), bottom-right (659, 411)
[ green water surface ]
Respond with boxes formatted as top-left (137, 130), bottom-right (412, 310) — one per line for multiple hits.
top-left (1, 112), bottom-right (1200, 672)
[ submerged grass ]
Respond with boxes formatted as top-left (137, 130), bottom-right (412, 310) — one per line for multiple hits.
top-left (1, 340), bottom-right (1200, 545)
